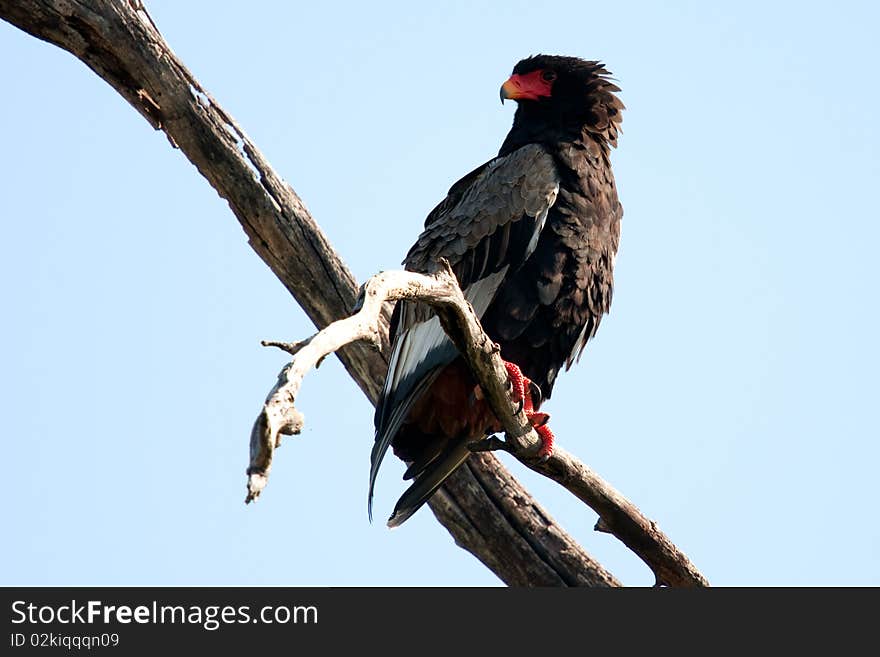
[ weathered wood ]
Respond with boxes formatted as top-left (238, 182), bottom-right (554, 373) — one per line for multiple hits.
top-left (0, 0), bottom-right (708, 587)
top-left (249, 263), bottom-right (704, 587)
top-left (247, 266), bottom-right (619, 586)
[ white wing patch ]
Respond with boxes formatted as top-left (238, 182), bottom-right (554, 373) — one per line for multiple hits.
top-left (465, 267), bottom-right (509, 316)
top-left (567, 320), bottom-right (591, 368)
top-left (382, 267), bottom-right (510, 402)
top-left (384, 316), bottom-right (445, 398)
top-left (526, 204), bottom-right (552, 260)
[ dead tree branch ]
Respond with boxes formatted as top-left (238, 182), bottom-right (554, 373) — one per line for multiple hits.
top-left (248, 263), bottom-right (706, 587)
top-left (1, 0), bottom-right (708, 587)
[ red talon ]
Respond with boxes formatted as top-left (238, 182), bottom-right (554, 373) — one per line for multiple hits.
top-left (529, 412), bottom-right (550, 427)
top-left (504, 360), bottom-right (554, 458)
top-left (504, 361), bottom-right (527, 408)
top-left (504, 361), bottom-right (537, 412)
top-left (534, 423), bottom-right (555, 459)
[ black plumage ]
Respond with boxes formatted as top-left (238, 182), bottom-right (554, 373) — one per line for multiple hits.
top-left (371, 55), bottom-right (624, 526)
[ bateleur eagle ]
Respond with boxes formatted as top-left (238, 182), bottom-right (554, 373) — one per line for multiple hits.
top-left (371, 55), bottom-right (624, 527)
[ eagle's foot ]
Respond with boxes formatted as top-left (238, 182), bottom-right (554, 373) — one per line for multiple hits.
top-left (532, 421), bottom-right (555, 461)
top-left (503, 361), bottom-right (544, 413)
top-left (472, 362), bottom-right (532, 409)
top-left (502, 361), bottom-right (554, 460)
top-left (503, 361), bottom-right (531, 411)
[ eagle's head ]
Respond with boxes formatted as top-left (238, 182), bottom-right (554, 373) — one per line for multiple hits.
top-left (500, 55), bottom-right (624, 147)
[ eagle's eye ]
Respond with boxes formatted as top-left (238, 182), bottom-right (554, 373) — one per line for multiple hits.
top-left (541, 71), bottom-right (557, 82)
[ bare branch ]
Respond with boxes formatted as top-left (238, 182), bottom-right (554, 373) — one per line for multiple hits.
top-left (249, 265), bottom-right (707, 587)
top-left (260, 340), bottom-right (310, 357)
top-left (248, 265), bottom-right (621, 586)
top-left (246, 269), bottom-right (453, 503)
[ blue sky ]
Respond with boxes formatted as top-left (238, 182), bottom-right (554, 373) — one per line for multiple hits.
top-left (1, 1), bottom-right (878, 586)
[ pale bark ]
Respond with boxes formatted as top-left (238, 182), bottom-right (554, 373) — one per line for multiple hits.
top-left (249, 263), bottom-right (706, 587)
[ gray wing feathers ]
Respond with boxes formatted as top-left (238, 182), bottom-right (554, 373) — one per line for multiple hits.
top-left (406, 144), bottom-right (560, 275)
top-left (369, 145), bottom-right (560, 516)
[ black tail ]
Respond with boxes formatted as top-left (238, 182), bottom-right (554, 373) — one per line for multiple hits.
top-left (386, 439), bottom-right (472, 528)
